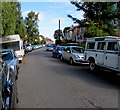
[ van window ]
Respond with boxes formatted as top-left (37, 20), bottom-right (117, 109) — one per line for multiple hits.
top-left (107, 42), bottom-right (118, 51)
top-left (87, 42), bottom-right (95, 49)
top-left (2, 42), bottom-right (20, 51)
top-left (97, 42), bottom-right (106, 50)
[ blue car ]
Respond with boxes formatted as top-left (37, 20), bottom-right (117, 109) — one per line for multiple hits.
top-left (0, 49), bottom-right (19, 80)
top-left (52, 46), bottom-right (65, 58)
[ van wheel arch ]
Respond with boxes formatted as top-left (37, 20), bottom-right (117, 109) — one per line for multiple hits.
top-left (88, 57), bottom-right (97, 71)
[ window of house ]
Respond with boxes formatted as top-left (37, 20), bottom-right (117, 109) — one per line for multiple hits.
top-left (107, 42), bottom-right (118, 51)
top-left (87, 42), bottom-right (95, 49)
top-left (97, 42), bottom-right (106, 50)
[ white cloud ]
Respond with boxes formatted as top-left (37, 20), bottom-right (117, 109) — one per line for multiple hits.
top-left (22, 10), bottom-right (44, 21)
top-left (75, 11), bottom-right (84, 20)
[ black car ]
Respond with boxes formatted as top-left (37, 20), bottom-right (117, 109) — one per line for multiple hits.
top-left (0, 59), bottom-right (18, 109)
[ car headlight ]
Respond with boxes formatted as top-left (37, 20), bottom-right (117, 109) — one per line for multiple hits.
top-left (58, 51), bottom-right (62, 53)
top-left (74, 55), bottom-right (80, 58)
top-left (9, 65), bottom-right (14, 71)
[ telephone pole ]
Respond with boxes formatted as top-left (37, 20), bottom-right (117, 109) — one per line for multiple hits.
top-left (59, 20), bottom-right (60, 41)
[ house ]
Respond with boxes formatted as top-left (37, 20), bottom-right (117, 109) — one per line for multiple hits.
top-left (39, 35), bottom-right (46, 41)
top-left (63, 25), bottom-right (86, 42)
top-left (46, 37), bottom-right (54, 44)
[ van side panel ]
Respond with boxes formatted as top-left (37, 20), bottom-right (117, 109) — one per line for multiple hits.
top-left (118, 56), bottom-right (120, 71)
top-left (104, 53), bottom-right (118, 69)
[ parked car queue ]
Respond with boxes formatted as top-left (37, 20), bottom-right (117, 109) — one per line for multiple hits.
top-left (0, 43), bottom-right (45, 109)
top-left (51, 45), bottom-right (88, 65)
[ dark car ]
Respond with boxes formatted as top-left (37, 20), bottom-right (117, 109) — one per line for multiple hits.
top-left (46, 44), bottom-right (55, 51)
top-left (0, 49), bottom-right (19, 80)
top-left (52, 46), bottom-right (65, 58)
top-left (0, 59), bottom-right (18, 109)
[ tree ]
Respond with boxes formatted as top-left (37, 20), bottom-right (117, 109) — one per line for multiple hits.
top-left (1, 1), bottom-right (27, 39)
top-left (25, 11), bottom-right (40, 44)
top-left (1, 2), bottom-right (17, 36)
top-left (68, 2), bottom-right (119, 37)
top-left (14, 2), bottom-right (27, 39)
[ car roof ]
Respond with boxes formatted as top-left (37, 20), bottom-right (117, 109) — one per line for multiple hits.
top-left (0, 49), bottom-right (13, 52)
top-left (65, 46), bottom-right (83, 48)
top-left (56, 46), bottom-right (65, 47)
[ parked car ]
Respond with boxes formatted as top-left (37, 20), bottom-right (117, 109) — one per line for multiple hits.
top-left (24, 44), bottom-right (32, 53)
top-left (0, 49), bottom-right (19, 80)
top-left (1, 34), bottom-right (25, 63)
top-left (61, 46), bottom-right (88, 65)
top-left (84, 36), bottom-right (120, 72)
top-left (52, 46), bottom-right (65, 58)
top-left (0, 59), bottom-right (18, 109)
top-left (46, 44), bottom-right (55, 51)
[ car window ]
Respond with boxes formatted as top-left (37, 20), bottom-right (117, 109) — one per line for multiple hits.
top-left (66, 47), bottom-right (71, 53)
top-left (71, 47), bottom-right (84, 53)
top-left (87, 42), bottom-right (95, 49)
top-left (97, 42), bottom-right (106, 50)
top-left (107, 42), bottom-right (118, 51)
top-left (0, 51), bottom-right (13, 61)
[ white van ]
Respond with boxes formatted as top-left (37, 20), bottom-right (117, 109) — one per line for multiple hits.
top-left (84, 36), bottom-right (120, 72)
top-left (0, 34), bottom-right (25, 63)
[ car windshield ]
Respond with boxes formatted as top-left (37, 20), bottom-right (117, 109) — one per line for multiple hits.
top-left (57, 47), bottom-right (64, 50)
top-left (47, 45), bottom-right (53, 47)
top-left (71, 47), bottom-right (84, 53)
top-left (0, 51), bottom-right (13, 61)
top-left (25, 44), bottom-right (30, 46)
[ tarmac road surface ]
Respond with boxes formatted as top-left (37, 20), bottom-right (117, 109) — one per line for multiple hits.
top-left (16, 48), bottom-right (119, 108)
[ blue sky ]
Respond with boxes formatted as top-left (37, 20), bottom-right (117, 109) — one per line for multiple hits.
top-left (20, 1), bottom-right (84, 40)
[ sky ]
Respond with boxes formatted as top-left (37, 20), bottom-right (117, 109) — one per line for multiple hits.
top-left (20, 1), bottom-right (84, 41)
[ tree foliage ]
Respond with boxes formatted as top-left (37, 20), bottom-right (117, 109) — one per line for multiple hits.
top-left (1, 1), bottom-right (27, 39)
top-left (68, 2), bottom-right (120, 37)
top-left (25, 11), bottom-right (40, 44)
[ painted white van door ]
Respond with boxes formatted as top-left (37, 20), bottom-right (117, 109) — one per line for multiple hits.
top-left (118, 55), bottom-right (120, 71)
top-left (104, 53), bottom-right (118, 69)
top-left (96, 42), bottom-right (106, 65)
top-left (96, 51), bottom-right (105, 65)
top-left (104, 42), bottom-right (119, 69)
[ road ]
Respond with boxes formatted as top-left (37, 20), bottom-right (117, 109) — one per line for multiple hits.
top-left (16, 47), bottom-right (119, 108)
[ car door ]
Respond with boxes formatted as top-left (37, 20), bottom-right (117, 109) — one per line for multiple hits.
top-left (65, 47), bottom-right (71, 61)
top-left (12, 50), bottom-right (19, 74)
top-left (96, 42), bottom-right (106, 65)
top-left (62, 47), bottom-right (67, 60)
top-left (104, 41), bottom-right (119, 69)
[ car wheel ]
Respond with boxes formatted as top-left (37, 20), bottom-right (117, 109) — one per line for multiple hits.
top-left (52, 53), bottom-right (54, 57)
top-left (2, 76), bottom-right (13, 109)
top-left (69, 58), bottom-right (74, 65)
top-left (89, 60), bottom-right (96, 71)
top-left (60, 55), bottom-right (63, 61)
top-left (56, 54), bottom-right (59, 58)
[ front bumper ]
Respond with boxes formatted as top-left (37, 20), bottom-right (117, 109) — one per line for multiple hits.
top-left (74, 59), bottom-right (89, 64)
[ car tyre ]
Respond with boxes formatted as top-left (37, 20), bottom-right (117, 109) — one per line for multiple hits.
top-left (69, 58), bottom-right (74, 65)
top-left (89, 60), bottom-right (96, 71)
top-left (60, 55), bottom-right (63, 61)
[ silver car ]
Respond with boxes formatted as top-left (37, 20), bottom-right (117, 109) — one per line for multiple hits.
top-left (61, 46), bottom-right (88, 65)
top-left (0, 49), bottom-right (19, 80)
